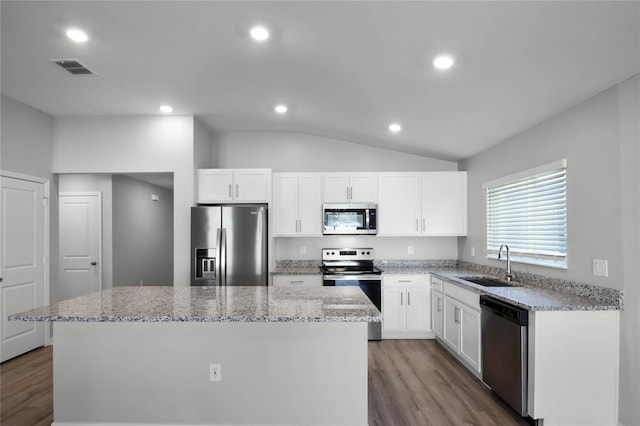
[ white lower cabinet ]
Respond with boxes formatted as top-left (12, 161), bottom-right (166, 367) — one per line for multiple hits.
top-left (272, 275), bottom-right (322, 287)
top-left (382, 275), bottom-right (432, 339)
top-left (440, 281), bottom-right (481, 376)
top-left (430, 277), bottom-right (444, 339)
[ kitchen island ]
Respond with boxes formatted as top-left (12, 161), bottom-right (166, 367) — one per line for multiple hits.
top-left (11, 286), bottom-right (381, 426)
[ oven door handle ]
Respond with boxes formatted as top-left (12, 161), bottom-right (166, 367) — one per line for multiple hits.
top-left (323, 274), bottom-right (382, 281)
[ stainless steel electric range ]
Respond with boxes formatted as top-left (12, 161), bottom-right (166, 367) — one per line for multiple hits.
top-left (321, 248), bottom-right (382, 340)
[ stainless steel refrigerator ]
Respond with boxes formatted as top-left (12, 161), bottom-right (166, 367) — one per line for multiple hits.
top-left (191, 205), bottom-right (268, 286)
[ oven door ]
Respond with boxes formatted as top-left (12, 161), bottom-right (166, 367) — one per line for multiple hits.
top-left (323, 274), bottom-right (382, 340)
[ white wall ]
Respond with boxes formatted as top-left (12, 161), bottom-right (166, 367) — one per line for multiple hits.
top-left (276, 236), bottom-right (458, 261)
top-left (58, 174), bottom-right (114, 297)
top-left (1, 94), bottom-right (57, 304)
top-left (112, 175), bottom-right (173, 286)
top-left (52, 116), bottom-right (195, 286)
top-left (459, 75), bottom-right (640, 425)
top-left (213, 132), bottom-right (456, 172)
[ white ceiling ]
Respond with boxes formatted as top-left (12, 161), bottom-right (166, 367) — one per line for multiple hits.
top-left (2, 1), bottom-right (638, 162)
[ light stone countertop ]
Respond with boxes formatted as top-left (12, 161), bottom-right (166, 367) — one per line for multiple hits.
top-left (430, 269), bottom-right (622, 311)
top-left (10, 286), bottom-right (382, 323)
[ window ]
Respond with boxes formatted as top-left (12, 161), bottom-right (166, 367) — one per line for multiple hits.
top-left (483, 159), bottom-right (567, 269)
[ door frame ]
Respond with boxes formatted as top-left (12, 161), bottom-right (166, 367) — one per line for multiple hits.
top-left (0, 170), bottom-right (51, 347)
top-left (59, 191), bottom-right (103, 294)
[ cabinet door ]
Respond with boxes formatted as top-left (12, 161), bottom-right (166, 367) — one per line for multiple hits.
top-left (234, 170), bottom-right (269, 202)
top-left (405, 287), bottom-right (430, 332)
top-left (382, 287), bottom-right (405, 333)
top-left (420, 172), bottom-right (467, 236)
top-left (378, 172), bottom-right (420, 236)
top-left (459, 305), bottom-right (481, 373)
top-left (442, 296), bottom-right (460, 351)
top-left (431, 289), bottom-right (444, 338)
top-left (297, 174), bottom-right (322, 236)
top-left (349, 173), bottom-right (378, 203)
top-left (273, 173), bottom-right (300, 236)
top-left (323, 173), bottom-right (350, 203)
top-left (197, 169), bottom-right (233, 203)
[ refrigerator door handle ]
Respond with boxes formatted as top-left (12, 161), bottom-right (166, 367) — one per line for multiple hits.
top-left (216, 228), bottom-right (222, 285)
top-left (220, 228), bottom-right (227, 286)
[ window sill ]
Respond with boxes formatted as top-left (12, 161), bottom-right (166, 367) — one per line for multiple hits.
top-left (486, 254), bottom-right (567, 270)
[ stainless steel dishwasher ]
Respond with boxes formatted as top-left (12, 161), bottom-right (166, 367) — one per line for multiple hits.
top-left (480, 295), bottom-right (529, 417)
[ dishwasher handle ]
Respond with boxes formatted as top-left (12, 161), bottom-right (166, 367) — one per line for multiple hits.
top-left (480, 295), bottom-right (528, 326)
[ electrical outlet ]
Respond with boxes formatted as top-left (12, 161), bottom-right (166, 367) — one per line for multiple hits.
top-left (408, 246), bottom-right (414, 255)
top-left (300, 246), bottom-right (306, 254)
top-left (593, 259), bottom-right (608, 277)
top-left (209, 364), bottom-right (221, 382)
top-left (471, 247), bottom-right (476, 257)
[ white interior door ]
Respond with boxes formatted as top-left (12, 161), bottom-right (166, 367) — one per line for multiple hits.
top-left (0, 176), bottom-right (46, 362)
top-left (59, 193), bottom-right (101, 301)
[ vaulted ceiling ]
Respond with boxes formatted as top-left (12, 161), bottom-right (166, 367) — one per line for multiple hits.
top-left (2, 1), bottom-right (638, 161)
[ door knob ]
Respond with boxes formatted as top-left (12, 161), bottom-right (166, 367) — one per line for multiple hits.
top-left (90, 262), bottom-right (97, 266)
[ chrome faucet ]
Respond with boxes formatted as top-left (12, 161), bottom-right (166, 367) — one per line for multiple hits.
top-left (498, 244), bottom-right (513, 282)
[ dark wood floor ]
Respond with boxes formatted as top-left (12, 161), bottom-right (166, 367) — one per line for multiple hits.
top-left (1, 340), bottom-right (527, 425)
top-left (368, 340), bottom-right (528, 426)
top-left (0, 345), bottom-right (53, 426)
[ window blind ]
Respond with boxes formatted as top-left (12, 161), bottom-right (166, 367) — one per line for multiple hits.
top-left (485, 162), bottom-right (567, 268)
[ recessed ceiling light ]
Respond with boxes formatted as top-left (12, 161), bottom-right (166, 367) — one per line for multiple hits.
top-left (389, 123), bottom-right (402, 133)
top-left (274, 104), bottom-right (288, 114)
top-left (433, 55), bottom-right (455, 70)
top-left (250, 26), bottom-right (270, 42)
top-left (66, 28), bottom-right (89, 43)
top-left (159, 105), bottom-right (173, 114)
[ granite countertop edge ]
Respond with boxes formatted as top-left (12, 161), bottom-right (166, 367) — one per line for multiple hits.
top-left (9, 286), bottom-right (382, 323)
top-left (12, 314), bottom-right (382, 323)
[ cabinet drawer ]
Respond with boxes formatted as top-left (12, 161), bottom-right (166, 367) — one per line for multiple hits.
top-left (430, 276), bottom-right (444, 292)
top-left (272, 275), bottom-right (322, 287)
top-left (384, 275), bottom-right (429, 288)
top-left (444, 281), bottom-right (479, 309)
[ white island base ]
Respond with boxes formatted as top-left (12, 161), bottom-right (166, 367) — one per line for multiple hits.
top-left (53, 321), bottom-right (368, 426)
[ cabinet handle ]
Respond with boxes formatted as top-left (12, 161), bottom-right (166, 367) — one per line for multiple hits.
top-left (346, 187), bottom-right (350, 200)
top-left (290, 280), bottom-right (304, 284)
top-left (398, 280), bottom-right (412, 283)
top-left (400, 293), bottom-right (403, 306)
top-left (416, 219), bottom-right (419, 231)
top-left (437, 298), bottom-right (442, 312)
top-left (407, 291), bottom-right (411, 305)
top-left (236, 184), bottom-right (239, 198)
top-left (228, 184), bottom-right (232, 198)
top-left (422, 218), bottom-right (426, 232)
top-left (349, 186), bottom-right (353, 200)
top-left (454, 307), bottom-right (460, 323)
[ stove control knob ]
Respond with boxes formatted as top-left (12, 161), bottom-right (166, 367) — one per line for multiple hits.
top-left (366, 251), bottom-right (371, 255)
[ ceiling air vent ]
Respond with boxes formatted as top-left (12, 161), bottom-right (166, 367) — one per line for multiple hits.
top-left (50, 59), bottom-right (97, 76)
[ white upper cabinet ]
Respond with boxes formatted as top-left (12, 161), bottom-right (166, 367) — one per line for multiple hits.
top-left (420, 172), bottom-right (467, 236)
top-left (273, 173), bottom-right (322, 237)
top-left (323, 172), bottom-right (377, 203)
top-left (378, 171), bottom-right (467, 236)
top-left (377, 172), bottom-right (420, 236)
top-left (197, 169), bottom-right (271, 204)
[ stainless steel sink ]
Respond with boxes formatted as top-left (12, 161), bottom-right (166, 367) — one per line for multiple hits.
top-left (457, 276), bottom-right (518, 287)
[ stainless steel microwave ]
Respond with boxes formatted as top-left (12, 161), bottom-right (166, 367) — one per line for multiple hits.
top-left (322, 203), bottom-right (377, 235)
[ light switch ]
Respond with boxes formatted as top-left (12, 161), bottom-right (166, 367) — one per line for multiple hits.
top-left (593, 259), bottom-right (608, 277)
